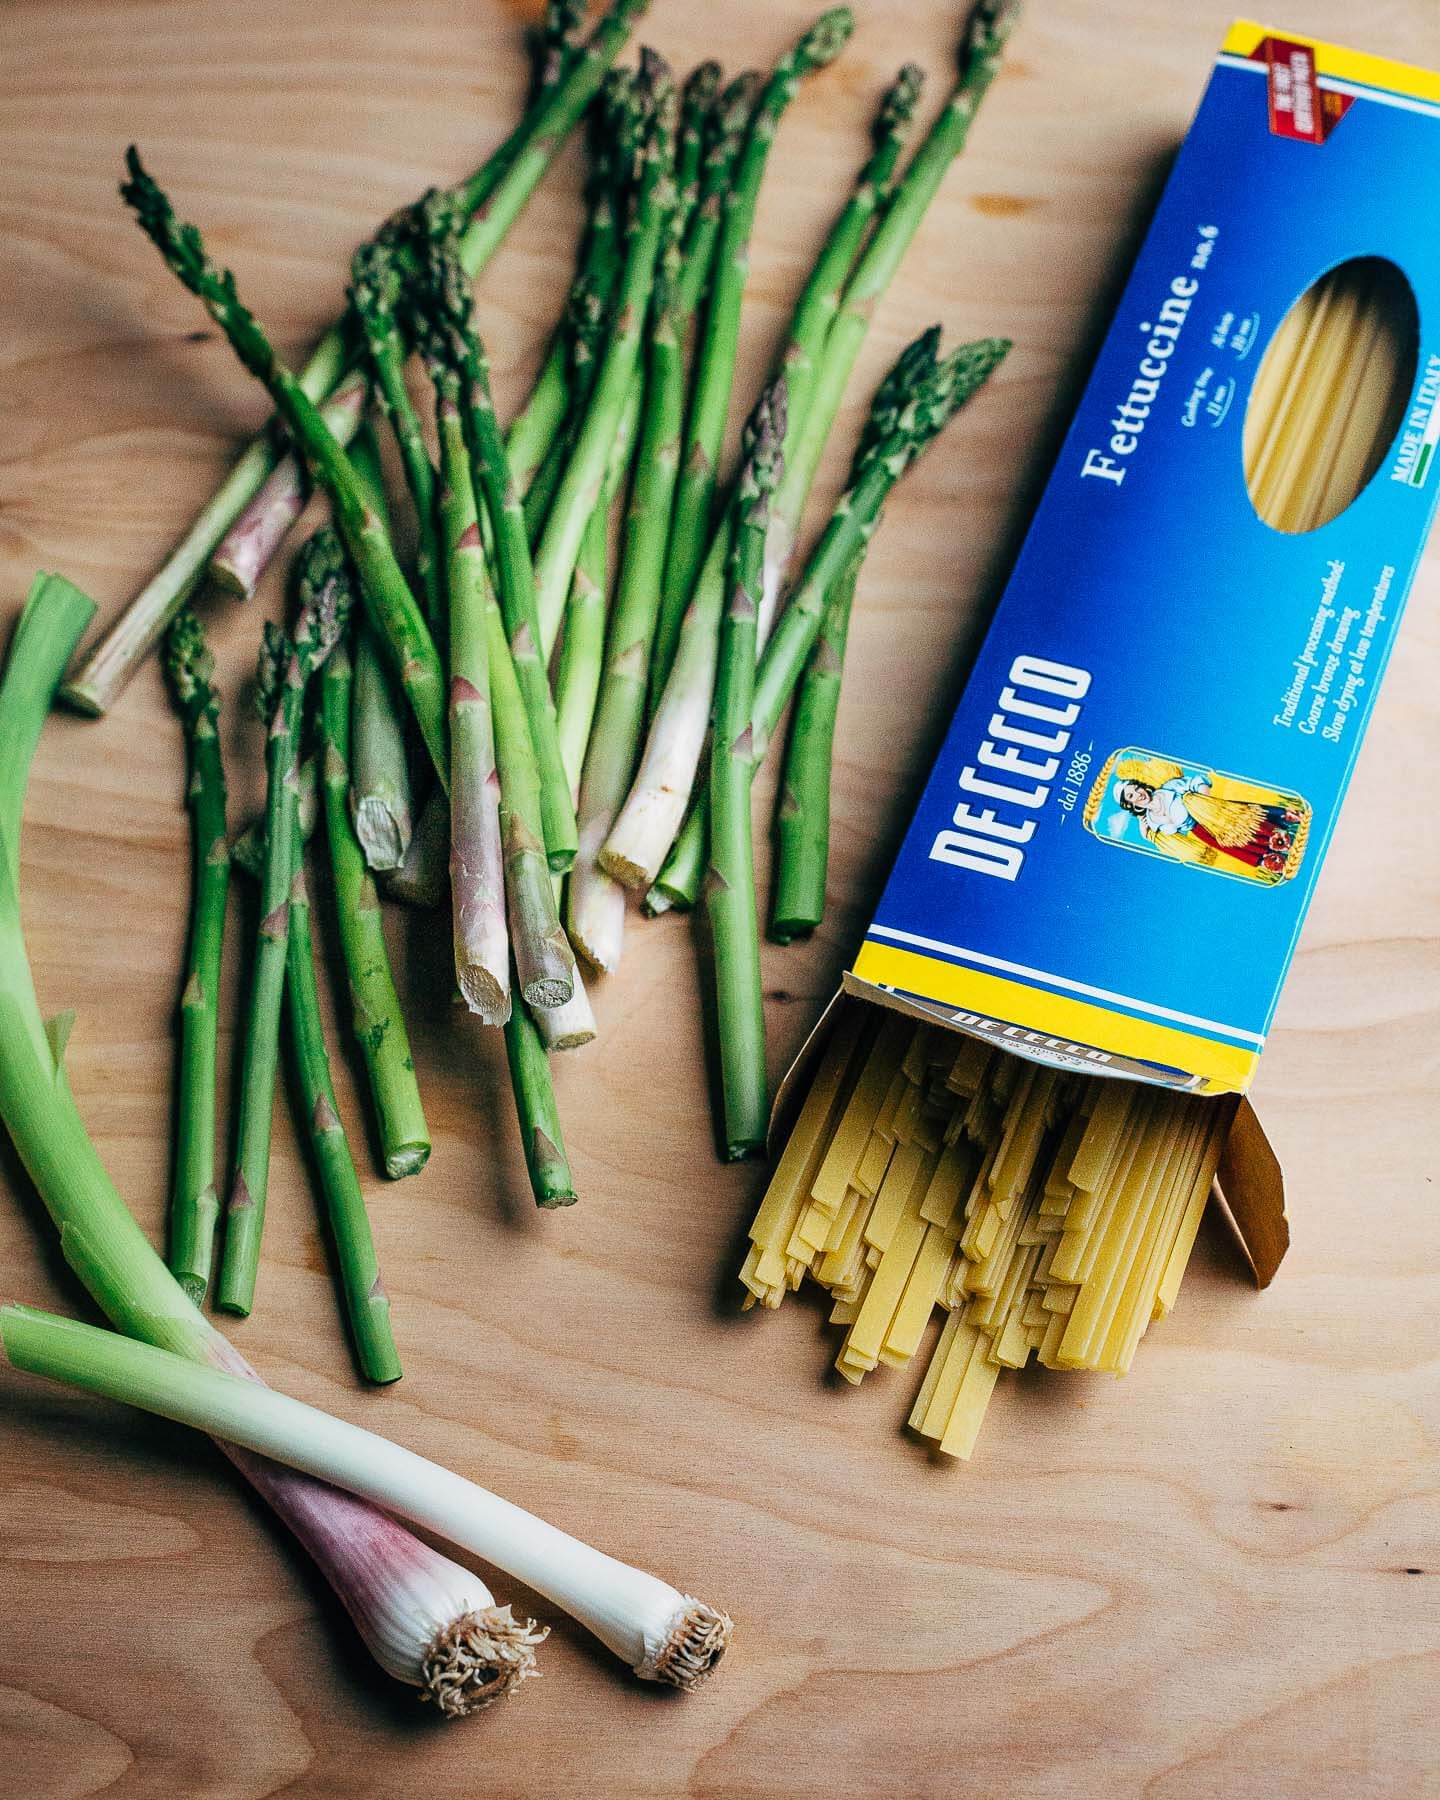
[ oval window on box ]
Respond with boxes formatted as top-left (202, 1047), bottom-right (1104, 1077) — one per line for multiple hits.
top-left (1243, 257), bottom-right (1419, 533)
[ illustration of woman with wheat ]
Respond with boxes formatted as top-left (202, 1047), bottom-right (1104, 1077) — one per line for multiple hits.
top-left (1111, 755), bottom-right (1302, 879)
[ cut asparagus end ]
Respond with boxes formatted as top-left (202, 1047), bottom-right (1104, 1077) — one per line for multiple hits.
top-left (457, 964), bottom-right (512, 1027)
top-left (384, 1141), bottom-right (432, 1181)
top-left (354, 794), bottom-right (412, 871)
top-left (420, 1606), bottom-right (549, 1717)
top-left (642, 1600), bottom-right (733, 1691)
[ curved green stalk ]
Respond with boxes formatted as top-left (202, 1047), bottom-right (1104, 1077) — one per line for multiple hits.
top-left (161, 609), bottom-right (229, 1303)
top-left (659, 12), bottom-right (852, 630)
top-left (320, 641), bottom-right (431, 1177)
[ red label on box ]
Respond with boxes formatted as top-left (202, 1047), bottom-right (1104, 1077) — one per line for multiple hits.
top-left (1253, 35), bottom-right (1354, 142)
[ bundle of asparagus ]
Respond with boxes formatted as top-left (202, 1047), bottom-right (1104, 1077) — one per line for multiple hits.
top-left (24, 1), bottom-right (1021, 1374)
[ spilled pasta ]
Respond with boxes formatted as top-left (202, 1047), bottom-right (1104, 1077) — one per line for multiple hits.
top-left (740, 1011), bottom-right (1232, 1459)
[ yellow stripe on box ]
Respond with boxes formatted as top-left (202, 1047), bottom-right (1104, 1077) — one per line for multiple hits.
top-left (1222, 19), bottom-right (1440, 106)
top-left (850, 942), bottom-right (1260, 1094)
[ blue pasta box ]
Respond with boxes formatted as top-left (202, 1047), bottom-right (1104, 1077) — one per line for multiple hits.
top-left (792, 21), bottom-right (1440, 1285)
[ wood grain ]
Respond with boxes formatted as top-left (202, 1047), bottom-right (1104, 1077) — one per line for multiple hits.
top-left (2, 2), bottom-right (1439, 1794)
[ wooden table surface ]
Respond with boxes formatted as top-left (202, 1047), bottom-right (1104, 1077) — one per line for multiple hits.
top-left (3, 1), bottom-right (1439, 1794)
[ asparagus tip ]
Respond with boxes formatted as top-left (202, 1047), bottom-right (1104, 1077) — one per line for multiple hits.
top-left (420, 1606), bottom-right (548, 1717)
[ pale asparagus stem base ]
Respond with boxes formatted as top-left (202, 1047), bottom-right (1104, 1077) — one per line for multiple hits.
top-left (569, 807), bottom-right (628, 971)
top-left (443, 435), bottom-right (510, 1024)
top-left (534, 872), bottom-right (598, 1049)
top-left (58, 330), bottom-right (348, 715)
top-left (210, 370), bottom-right (369, 598)
top-left (599, 521), bottom-right (729, 890)
top-left (60, 0), bottom-right (647, 715)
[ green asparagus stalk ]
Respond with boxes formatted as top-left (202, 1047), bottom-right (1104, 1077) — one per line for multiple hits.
top-left (209, 369), bottom-right (370, 600)
top-left (346, 424), bottom-right (415, 871)
top-left (707, 381), bottom-right (785, 1160)
top-left (417, 197), bottom-right (577, 870)
top-left (504, 987), bottom-right (579, 1207)
top-left (161, 609), bottom-right (229, 1304)
top-left (434, 390), bottom-right (510, 1023)
top-left (61, 0), bottom-right (649, 717)
top-left (528, 0), bottom-right (589, 100)
top-left (350, 242), bottom-right (442, 626)
top-left (568, 72), bottom-right (746, 967)
top-left (232, 753), bottom-right (318, 880)
top-left (285, 816), bottom-right (403, 1383)
top-left (768, 559), bottom-right (858, 942)
top-left (218, 531), bottom-right (351, 1317)
top-left (486, 585), bottom-right (576, 1009)
top-left (121, 151), bottom-right (449, 791)
top-left (319, 639), bottom-right (431, 1177)
top-left (658, 11), bottom-right (852, 632)
top-left (531, 50), bottom-right (678, 658)
top-left (645, 70), bottom-right (759, 710)
top-left (521, 69), bottom-right (642, 546)
top-left (554, 376), bottom-right (643, 801)
top-left (757, 60), bottom-right (924, 640)
top-left (651, 331), bottom-right (1012, 914)
top-left (762, 0), bottom-right (1020, 615)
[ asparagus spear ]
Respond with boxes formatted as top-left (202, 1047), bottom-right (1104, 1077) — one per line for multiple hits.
top-left (528, 0), bottom-right (589, 101)
top-left (761, 0), bottom-right (1020, 616)
top-left (433, 381), bottom-right (509, 1024)
top-left (232, 754), bottom-right (318, 880)
top-left (504, 987), bottom-right (579, 1207)
top-left (319, 639), bottom-right (431, 1178)
top-left (121, 151), bottom-right (450, 791)
top-left (645, 70), bottom-right (759, 711)
top-left (218, 530), bottom-right (350, 1316)
top-left (554, 377), bottom-right (643, 802)
top-left (60, 0), bottom-right (648, 716)
top-left (284, 817), bottom-right (403, 1384)
top-left (209, 369), bottom-right (369, 600)
top-left (768, 559), bottom-right (857, 942)
top-left (531, 50), bottom-right (678, 658)
top-left (350, 242), bottom-right (442, 626)
top-left (707, 380), bottom-right (785, 1160)
top-left (568, 67), bottom-right (740, 970)
top-left (347, 424), bottom-right (415, 872)
top-left (658, 11), bottom-right (852, 636)
top-left (757, 60), bottom-right (924, 640)
top-left (521, 68), bottom-right (643, 547)
top-left (417, 196), bottom-right (578, 871)
top-left (161, 608), bottom-right (229, 1304)
top-left (649, 331), bottom-right (1011, 914)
